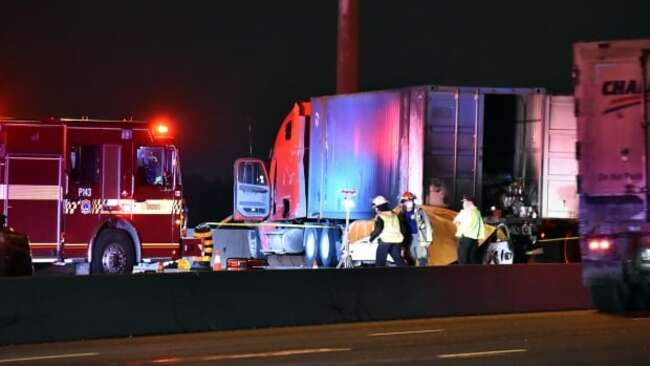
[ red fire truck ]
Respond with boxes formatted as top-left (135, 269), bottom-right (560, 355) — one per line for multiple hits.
top-left (0, 117), bottom-right (197, 274)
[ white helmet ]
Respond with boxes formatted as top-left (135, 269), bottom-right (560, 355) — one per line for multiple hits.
top-left (372, 195), bottom-right (388, 207)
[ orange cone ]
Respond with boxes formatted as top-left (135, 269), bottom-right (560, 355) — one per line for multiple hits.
top-left (212, 249), bottom-right (222, 271)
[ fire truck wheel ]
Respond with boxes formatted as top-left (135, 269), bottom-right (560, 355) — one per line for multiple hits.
top-left (319, 227), bottom-right (340, 267)
top-left (303, 228), bottom-right (321, 268)
top-left (91, 229), bottom-right (135, 274)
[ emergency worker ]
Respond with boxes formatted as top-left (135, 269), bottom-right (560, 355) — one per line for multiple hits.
top-left (144, 150), bottom-right (161, 185)
top-left (400, 192), bottom-right (433, 266)
top-left (453, 195), bottom-right (486, 264)
top-left (369, 195), bottom-right (407, 267)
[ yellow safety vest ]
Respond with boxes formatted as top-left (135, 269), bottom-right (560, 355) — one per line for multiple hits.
top-left (458, 207), bottom-right (485, 240)
top-left (378, 211), bottom-right (404, 244)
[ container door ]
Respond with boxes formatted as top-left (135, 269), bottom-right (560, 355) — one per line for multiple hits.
top-left (580, 60), bottom-right (647, 197)
top-left (514, 93), bottom-right (546, 210)
top-left (63, 144), bottom-right (101, 259)
top-left (6, 157), bottom-right (62, 259)
top-left (542, 96), bottom-right (578, 218)
top-left (102, 145), bottom-right (121, 201)
top-left (424, 89), bottom-right (483, 209)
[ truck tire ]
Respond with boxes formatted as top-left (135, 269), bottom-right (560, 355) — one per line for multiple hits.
top-left (303, 228), bottom-right (321, 268)
top-left (319, 228), bottom-right (335, 267)
top-left (590, 281), bottom-right (631, 313)
top-left (319, 227), bottom-right (341, 267)
top-left (90, 229), bottom-right (135, 274)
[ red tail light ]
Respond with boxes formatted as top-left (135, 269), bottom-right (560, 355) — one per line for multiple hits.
top-left (588, 238), bottom-right (612, 251)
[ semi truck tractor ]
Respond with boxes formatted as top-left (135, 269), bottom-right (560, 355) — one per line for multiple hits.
top-left (575, 39), bottom-right (650, 311)
top-left (221, 85), bottom-right (578, 268)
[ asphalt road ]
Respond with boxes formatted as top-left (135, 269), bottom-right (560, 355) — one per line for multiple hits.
top-left (1, 310), bottom-right (649, 366)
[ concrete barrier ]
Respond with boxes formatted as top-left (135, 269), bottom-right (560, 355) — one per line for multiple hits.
top-left (0, 264), bottom-right (591, 345)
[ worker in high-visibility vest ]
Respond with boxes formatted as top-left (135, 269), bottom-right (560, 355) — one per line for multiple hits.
top-left (453, 194), bottom-right (486, 264)
top-left (369, 195), bottom-right (407, 267)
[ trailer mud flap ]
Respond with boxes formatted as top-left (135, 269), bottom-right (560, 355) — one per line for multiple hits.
top-left (582, 259), bottom-right (623, 284)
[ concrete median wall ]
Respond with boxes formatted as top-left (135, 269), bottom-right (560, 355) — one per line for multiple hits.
top-left (0, 264), bottom-right (591, 345)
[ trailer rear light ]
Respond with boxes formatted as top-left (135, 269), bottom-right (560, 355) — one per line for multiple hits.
top-left (588, 238), bottom-right (611, 251)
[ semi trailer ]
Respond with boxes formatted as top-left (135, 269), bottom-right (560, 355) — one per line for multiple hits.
top-left (575, 39), bottom-right (650, 311)
top-left (220, 85), bottom-right (578, 268)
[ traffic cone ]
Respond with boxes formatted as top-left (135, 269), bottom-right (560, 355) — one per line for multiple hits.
top-left (212, 248), bottom-right (222, 271)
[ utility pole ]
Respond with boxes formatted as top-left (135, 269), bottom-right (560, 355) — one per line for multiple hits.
top-left (337, 0), bottom-right (359, 94)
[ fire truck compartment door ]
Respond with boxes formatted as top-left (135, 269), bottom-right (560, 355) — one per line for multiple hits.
top-left (234, 158), bottom-right (270, 221)
top-left (5, 157), bottom-right (62, 257)
top-left (102, 145), bottom-right (121, 200)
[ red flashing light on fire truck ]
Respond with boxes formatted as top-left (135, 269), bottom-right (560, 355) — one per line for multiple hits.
top-left (152, 118), bottom-right (172, 139)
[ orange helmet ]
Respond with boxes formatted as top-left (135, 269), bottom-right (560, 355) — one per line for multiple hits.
top-left (400, 191), bottom-right (416, 202)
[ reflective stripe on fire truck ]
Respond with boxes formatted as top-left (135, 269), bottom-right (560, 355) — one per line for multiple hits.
top-left (63, 199), bottom-right (183, 215)
top-left (0, 184), bottom-right (61, 200)
top-left (115, 199), bottom-right (183, 215)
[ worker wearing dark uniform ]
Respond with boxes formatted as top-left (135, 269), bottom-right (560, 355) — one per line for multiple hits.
top-left (400, 191), bottom-right (433, 267)
top-left (453, 195), bottom-right (486, 264)
top-left (369, 195), bottom-right (407, 267)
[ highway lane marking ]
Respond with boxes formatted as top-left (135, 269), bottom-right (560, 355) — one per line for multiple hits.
top-left (368, 329), bottom-right (445, 337)
top-left (437, 348), bottom-right (527, 359)
top-left (152, 348), bottom-right (351, 363)
top-left (0, 352), bottom-right (99, 364)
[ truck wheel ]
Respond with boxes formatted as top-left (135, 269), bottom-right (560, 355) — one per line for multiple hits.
top-left (90, 229), bottom-right (135, 274)
top-left (304, 228), bottom-right (321, 268)
top-left (590, 281), bottom-right (631, 313)
top-left (319, 227), bottom-right (341, 267)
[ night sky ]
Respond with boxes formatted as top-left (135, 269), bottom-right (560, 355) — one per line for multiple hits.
top-left (1, 0), bottom-right (650, 224)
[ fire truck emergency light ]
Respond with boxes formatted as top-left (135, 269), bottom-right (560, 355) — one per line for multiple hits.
top-left (151, 118), bottom-right (172, 138)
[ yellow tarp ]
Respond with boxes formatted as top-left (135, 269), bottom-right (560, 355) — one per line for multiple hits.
top-left (348, 205), bottom-right (496, 265)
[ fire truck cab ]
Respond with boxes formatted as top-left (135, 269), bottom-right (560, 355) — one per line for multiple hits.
top-left (0, 117), bottom-right (191, 274)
